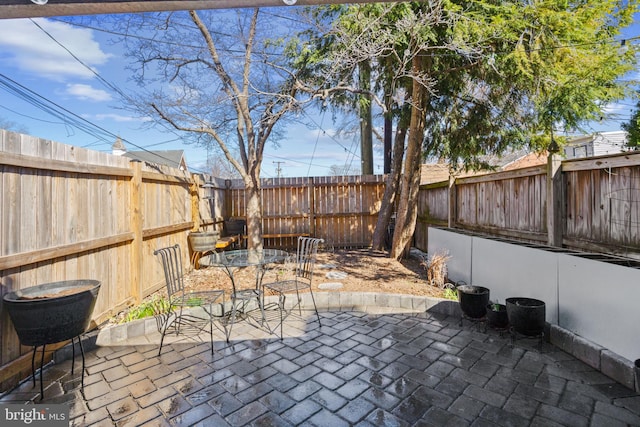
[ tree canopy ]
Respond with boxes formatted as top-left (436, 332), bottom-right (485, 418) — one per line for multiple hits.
top-left (92, 9), bottom-right (314, 249)
top-left (289, 0), bottom-right (638, 258)
top-left (80, 2), bottom-right (638, 256)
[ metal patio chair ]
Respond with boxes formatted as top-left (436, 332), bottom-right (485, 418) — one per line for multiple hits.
top-left (154, 244), bottom-right (226, 356)
top-left (263, 237), bottom-right (323, 339)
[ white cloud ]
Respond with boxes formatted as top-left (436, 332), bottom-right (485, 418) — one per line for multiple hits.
top-left (66, 83), bottom-right (112, 101)
top-left (0, 18), bottom-right (111, 81)
top-left (93, 113), bottom-right (141, 122)
top-left (92, 113), bottom-right (139, 122)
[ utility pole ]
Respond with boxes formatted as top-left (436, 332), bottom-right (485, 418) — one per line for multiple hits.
top-left (359, 60), bottom-right (373, 175)
top-left (273, 161), bottom-right (284, 178)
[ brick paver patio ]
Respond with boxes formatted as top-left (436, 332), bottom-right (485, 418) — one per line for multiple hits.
top-left (2, 307), bottom-right (640, 426)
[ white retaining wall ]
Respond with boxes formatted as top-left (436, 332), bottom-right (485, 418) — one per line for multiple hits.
top-left (428, 227), bottom-right (640, 362)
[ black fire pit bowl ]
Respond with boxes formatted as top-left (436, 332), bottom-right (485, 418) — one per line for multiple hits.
top-left (3, 280), bottom-right (101, 346)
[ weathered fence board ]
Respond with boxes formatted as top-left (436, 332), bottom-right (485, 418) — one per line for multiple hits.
top-left (417, 153), bottom-right (640, 258)
top-left (224, 175), bottom-right (385, 248)
top-left (0, 131), bottom-right (139, 392)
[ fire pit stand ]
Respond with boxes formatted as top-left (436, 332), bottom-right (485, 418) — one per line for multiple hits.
top-left (3, 280), bottom-right (100, 400)
top-left (459, 313), bottom-right (488, 332)
top-left (509, 328), bottom-right (545, 351)
top-left (29, 336), bottom-right (87, 400)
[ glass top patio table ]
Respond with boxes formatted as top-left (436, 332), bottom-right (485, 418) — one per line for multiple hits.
top-left (199, 249), bottom-right (289, 338)
top-left (199, 248), bottom-right (290, 291)
top-left (199, 249), bottom-right (289, 269)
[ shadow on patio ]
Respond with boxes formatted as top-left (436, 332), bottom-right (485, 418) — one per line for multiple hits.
top-left (2, 297), bottom-right (640, 426)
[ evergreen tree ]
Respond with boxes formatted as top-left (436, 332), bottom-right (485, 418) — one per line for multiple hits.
top-left (623, 96), bottom-right (640, 150)
top-left (292, 0), bottom-right (638, 258)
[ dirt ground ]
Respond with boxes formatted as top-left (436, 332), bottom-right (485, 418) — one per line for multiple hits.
top-left (108, 249), bottom-right (446, 325)
top-left (184, 248), bottom-right (445, 298)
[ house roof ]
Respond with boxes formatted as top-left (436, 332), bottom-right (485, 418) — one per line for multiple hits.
top-left (420, 148), bottom-right (543, 184)
top-left (501, 151), bottom-right (547, 171)
top-left (420, 163), bottom-right (451, 184)
top-left (124, 150), bottom-right (187, 170)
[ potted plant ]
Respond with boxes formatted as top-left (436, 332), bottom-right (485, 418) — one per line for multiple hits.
top-left (486, 300), bottom-right (508, 329)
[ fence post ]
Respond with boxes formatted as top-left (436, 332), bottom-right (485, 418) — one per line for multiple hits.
top-left (547, 151), bottom-right (563, 246)
top-left (130, 160), bottom-right (144, 304)
top-left (308, 177), bottom-right (316, 237)
top-left (448, 174), bottom-right (456, 228)
top-left (224, 179), bottom-right (232, 218)
top-left (191, 175), bottom-right (201, 231)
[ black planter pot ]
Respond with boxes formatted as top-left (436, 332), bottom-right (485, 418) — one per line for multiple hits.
top-left (3, 280), bottom-right (101, 346)
top-left (486, 303), bottom-right (508, 329)
top-left (3, 280), bottom-right (101, 400)
top-left (506, 297), bottom-right (546, 336)
top-left (224, 218), bottom-right (246, 236)
top-left (457, 285), bottom-right (490, 319)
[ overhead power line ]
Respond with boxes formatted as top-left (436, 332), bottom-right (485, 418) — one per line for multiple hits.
top-left (0, 72), bottom-right (210, 174)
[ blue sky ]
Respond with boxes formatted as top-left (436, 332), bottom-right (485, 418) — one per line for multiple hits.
top-left (0, 12), bottom-right (638, 178)
top-left (0, 15), bottom-right (375, 178)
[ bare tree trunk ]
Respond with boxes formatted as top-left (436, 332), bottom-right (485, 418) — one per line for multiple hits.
top-left (398, 143), bottom-right (423, 256)
top-left (383, 94), bottom-right (393, 174)
top-left (390, 57), bottom-right (427, 260)
top-left (371, 124), bottom-right (408, 251)
top-left (244, 178), bottom-right (263, 251)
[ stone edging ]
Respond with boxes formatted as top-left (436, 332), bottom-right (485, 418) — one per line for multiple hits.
top-left (549, 324), bottom-right (637, 391)
top-left (95, 292), bottom-right (460, 346)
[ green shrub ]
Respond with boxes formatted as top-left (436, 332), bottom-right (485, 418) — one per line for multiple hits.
top-left (442, 287), bottom-right (457, 301)
top-left (121, 296), bottom-right (172, 324)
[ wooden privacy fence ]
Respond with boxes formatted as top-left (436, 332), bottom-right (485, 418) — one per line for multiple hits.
top-left (224, 175), bottom-right (386, 249)
top-left (0, 131), bottom-right (204, 391)
top-left (415, 151), bottom-right (640, 260)
top-left (0, 131), bottom-right (386, 391)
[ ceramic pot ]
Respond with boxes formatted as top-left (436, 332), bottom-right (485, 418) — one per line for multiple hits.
top-left (189, 231), bottom-right (220, 252)
top-left (3, 280), bottom-right (101, 346)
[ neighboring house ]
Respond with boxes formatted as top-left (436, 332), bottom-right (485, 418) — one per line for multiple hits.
top-left (501, 151), bottom-right (548, 171)
top-left (420, 148), bottom-right (540, 184)
top-left (421, 131), bottom-right (629, 183)
top-left (563, 130), bottom-right (628, 159)
top-left (111, 137), bottom-right (188, 171)
top-left (420, 162), bottom-right (451, 185)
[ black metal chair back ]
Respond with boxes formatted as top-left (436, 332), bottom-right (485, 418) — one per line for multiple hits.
top-left (153, 244), bottom-right (225, 355)
top-left (155, 244), bottom-right (185, 300)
